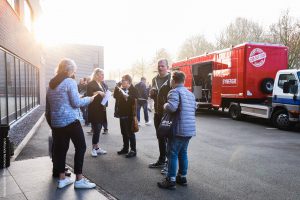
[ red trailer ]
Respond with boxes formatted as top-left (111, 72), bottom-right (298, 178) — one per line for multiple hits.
top-left (172, 43), bottom-right (288, 110)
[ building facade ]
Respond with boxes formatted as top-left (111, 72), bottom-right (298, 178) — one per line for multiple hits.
top-left (0, 0), bottom-right (41, 126)
top-left (0, 0), bottom-right (104, 147)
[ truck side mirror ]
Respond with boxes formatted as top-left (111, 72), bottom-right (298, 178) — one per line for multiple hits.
top-left (283, 82), bottom-right (290, 93)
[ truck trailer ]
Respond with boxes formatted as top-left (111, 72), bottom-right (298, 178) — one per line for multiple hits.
top-left (172, 42), bottom-right (300, 130)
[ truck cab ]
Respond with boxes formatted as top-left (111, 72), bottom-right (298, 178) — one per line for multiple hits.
top-left (271, 69), bottom-right (300, 129)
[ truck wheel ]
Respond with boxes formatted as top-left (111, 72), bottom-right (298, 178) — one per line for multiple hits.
top-left (229, 104), bottom-right (242, 120)
top-left (271, 110), bottom-right (293, 130)
top-left (261, 78), bottom-right (274, 94)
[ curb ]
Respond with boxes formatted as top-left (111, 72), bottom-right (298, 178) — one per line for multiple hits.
top-left (10, 113), bottom-right (45, 162)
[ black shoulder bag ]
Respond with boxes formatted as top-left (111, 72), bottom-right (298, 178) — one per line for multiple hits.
top-left (157, 92), bottom-right (181, 138)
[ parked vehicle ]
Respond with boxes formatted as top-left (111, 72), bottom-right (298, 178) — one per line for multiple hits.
top-left (172, 42), bottom-right (300, 130)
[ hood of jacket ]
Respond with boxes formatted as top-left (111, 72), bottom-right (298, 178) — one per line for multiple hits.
top-left (49, 74), bottom-right (69, 89)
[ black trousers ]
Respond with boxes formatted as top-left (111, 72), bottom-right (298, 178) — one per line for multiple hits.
top-left (154, 113), bottom-right (167, 163)
top-left (119, 117), bottom-right (136, 152)
top-left (91, 122), bottom-right (103, 145)
top-left (52, 120), bottom-right (86, 174)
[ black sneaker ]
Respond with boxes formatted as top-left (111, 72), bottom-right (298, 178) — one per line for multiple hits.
top-left (157, 177), bottom-right (176, 190)
top-left (103, 129), bottom-right (108, 134)
top-left (148, 161), bottom-right (166, 168)
top-left (176, 176), bottom-right (187, 186)
top-left (125, 150), bottom-right (136, 158)
top-left (117, 149), bottom-right (128, 155)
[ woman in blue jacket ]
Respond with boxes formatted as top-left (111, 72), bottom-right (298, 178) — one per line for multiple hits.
top-left (47, 58), bottom-right (97, 189)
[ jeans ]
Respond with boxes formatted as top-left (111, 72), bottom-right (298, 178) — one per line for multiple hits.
top-left (167, 136), bottom-right (191, 179)
top-left (91, 122), bottom-right (103, 145)
top-left (120, 117), bottom-right (136, 152)
top-left (52, 120), bottom-right (86, 174)
top-left (137, 100), bottom-right (149, 122)
top-left (154, 113), bottom-right (167, 163)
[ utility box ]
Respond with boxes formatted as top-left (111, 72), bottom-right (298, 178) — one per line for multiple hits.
top-left (0, 125), bottom-right (11, 168)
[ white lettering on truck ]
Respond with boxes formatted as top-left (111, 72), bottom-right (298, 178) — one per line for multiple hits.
top-left (223, 79), bottom-right (237, 85)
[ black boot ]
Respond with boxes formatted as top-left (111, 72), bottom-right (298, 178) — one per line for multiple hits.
top-left (117, 149), bottom-right (128, 155)
top-left (157, 177), bottom-right (176, 190)
top-left (176, 175), bottom-right (187, 186)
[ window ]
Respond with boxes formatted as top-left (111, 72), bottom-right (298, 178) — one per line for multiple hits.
top-left (0, 51), bottom-right (7, 124)
top-left (6, 53), bottom-right (16, 123)
top-left (278, 74), bottom-right (297, 89)
top-left (24, 0), bottom-right (32, 31)
top-left (0, 48), bottom-right (39, 125)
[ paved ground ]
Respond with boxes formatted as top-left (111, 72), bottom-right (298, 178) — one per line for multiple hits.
top-left (0, 157), bottom-right (108, 200)
top-left (16, 99), bottom-right (300, 200)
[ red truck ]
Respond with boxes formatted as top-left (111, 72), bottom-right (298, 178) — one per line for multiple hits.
top-left (172, 43), bottom-right (300, 130)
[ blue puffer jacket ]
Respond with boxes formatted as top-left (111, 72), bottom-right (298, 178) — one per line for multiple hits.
top-left (164, 84), bottom-right (196, 137)
top-left (47, 78), bottom-right (91, 128)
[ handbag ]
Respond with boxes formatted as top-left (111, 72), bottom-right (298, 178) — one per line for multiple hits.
top-left (132, 116), bottom-right (139, 133)
top-left (131, 99), bottom-right (139, 133)
top-left (157, 92), bottom-right (181, 138)
top-left (157, 112), bottom-right (178, 138)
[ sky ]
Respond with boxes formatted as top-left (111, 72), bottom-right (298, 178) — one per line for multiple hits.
top-left (35, 0), bottom-right (300, 72)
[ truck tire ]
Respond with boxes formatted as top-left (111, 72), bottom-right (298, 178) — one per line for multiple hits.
top-left (229, 104), bottom-right (242, 120)
top-left (271, 110), bottom-right (294, 130)
top-left (261, 78), bottom-right (274, 94)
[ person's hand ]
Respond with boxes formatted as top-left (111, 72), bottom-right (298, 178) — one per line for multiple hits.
top-left (90, 93), bottom-right (99, 102)
top-left (98, 91), bottom-right (105, 97)
top-left (150, 88), bottom-right (157, 97)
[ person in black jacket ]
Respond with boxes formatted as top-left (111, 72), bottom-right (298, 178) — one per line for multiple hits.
top-left (114, 74), bottom-right (139, 158)
top-left (87, 68), bottom-right (108, 157)
top-left (135, 77), bottom-right (151, 126)
top-left (148, 59), bottom-right (172, 168)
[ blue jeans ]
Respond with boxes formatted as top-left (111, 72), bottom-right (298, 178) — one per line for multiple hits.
top-left (167, 136), bottom-right (191, 178)
top-left (136, 100), bottom-right (149, 122)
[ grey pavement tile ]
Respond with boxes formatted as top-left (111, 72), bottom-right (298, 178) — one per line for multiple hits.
top-left (9, 157), bottom-right (52, 176)
top-left (24, 187), bottom-right (107, 200)
top-left (0, 193), bottom-right (26, 200)
top-left (0, 176), bottom-right (22, 198)
top-left (0, 169), bottom-right (10, 177)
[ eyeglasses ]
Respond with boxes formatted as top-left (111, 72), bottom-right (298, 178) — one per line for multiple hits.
top-left (158, 65), bottom-right (166, 68)
top-left (121, 79), bottom-right (127, 82)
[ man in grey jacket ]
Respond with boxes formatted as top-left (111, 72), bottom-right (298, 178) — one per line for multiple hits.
top-left (157, 71), bottom-right (196, 190)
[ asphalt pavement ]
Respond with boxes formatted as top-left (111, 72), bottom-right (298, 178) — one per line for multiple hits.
top-left (17, 99), bottom-right (300, 200)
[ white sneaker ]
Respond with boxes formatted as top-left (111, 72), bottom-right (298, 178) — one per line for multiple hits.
top-left (96, 148), bottom-right (107, 155)
top-left (57, 177), bottom-right (74, 189)
top-left (91, 149), bottom-right (98, 157)
top-left (74, 178), bottom-right (96, 189)
top-left (145, 121), bottom-right (152, 126)
top-left (138, 122), bottom-right (142, 126)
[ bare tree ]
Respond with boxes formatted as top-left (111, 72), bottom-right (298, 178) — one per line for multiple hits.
top-left (150, 48), bottom-right (173, 71)
top-left (177, 35), bottom-right (215, 60)
top-left (269, 10), bottom-right (300, 68)
top-left (217, 17), bottom-right (265, 49)
top-left (130, 58), bottom-right (147, 82)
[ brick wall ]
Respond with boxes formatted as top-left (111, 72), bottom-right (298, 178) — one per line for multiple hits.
top-left (0, 0), bottom-right (41, 67)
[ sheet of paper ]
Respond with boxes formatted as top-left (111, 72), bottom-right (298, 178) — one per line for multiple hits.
top-left (101, 90), bottom-right (112, 106)
top-left (117, 87), bottom-right (129, 97)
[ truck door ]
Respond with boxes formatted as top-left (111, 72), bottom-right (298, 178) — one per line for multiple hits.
top-left (273, 72), bottom-right (299, 105)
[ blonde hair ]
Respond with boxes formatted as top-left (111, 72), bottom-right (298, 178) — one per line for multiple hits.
top-left (91, 68), bottom-right (104, 81)
top-left (55, 58), bottom-right (77, 75)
